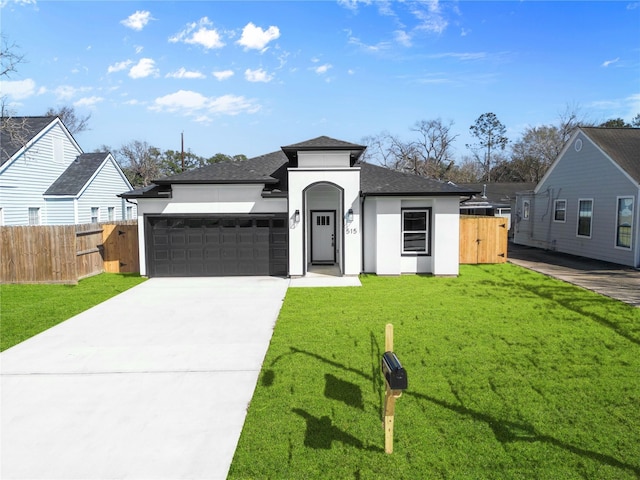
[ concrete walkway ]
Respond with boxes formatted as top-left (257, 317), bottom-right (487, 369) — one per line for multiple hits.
top-left (508, 243), bottom-right (640, 307)
top-left (1, 277), bottom-right (289, 480)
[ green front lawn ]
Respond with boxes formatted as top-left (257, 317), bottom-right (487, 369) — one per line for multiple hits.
top-left (229, 264), bottom-right (640, 479)
top-left (0, 273), bottom-right (146, 351)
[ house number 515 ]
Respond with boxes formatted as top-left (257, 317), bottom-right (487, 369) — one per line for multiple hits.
top-left (346, 227), bottom-right (358, 235)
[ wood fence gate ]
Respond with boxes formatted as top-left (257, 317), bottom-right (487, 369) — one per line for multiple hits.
top-left (1, 221), bottom-right (139, 284)
top-left (459, 216), bottom-right (508, 264)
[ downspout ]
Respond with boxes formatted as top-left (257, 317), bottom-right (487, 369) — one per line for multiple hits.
top-left (360, 192), bottom-right (366, 273)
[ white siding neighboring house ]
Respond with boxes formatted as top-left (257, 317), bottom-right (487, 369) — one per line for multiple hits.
top-left (513, 127), bottom-right (640, 268)
top-left (0, 116), bottom-right (135, 225)
top-left (122, 136), bottom-right (478, 278)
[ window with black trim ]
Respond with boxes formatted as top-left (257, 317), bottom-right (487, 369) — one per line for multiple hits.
top-left (402, 208), bottom-right (430, 254)
top-left (554, 199), bottom-right (566, 222)
top-left (577, 199), bottom-right (593, 237)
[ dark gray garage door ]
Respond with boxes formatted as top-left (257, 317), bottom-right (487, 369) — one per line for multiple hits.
top-left (146, 215), bottom-right (288, 277)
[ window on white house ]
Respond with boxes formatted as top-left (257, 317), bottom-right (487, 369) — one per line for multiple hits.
top-left (577, 199), bottom-right (593, 237)
top-left (554, 199), bottom-right (566, 222)
top-left (108, 207), bottom-right (115, 221)
top-left (523, 200), bottom-right (530, 220)
top-left (91, 207), bottom-right (99, 223)
top-left (401, 208), bottom-right (431, 255)
top-left (126, 206), bottom-right (133, 220)
top-left (28, 207), bottom-right (40, 225)
top-left (616, 197), bottom-right (633, 249)
top-left (0, 207), bottom-right (3, 226)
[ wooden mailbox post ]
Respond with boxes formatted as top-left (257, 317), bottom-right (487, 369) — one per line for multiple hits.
top-left (382, 323), bottom-right (407, 454)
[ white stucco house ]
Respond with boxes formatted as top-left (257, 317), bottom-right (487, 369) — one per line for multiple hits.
top-left (0, 116), bottom-right (136, 225)
top-left (513, 127), bottom-right (640, 268)
top-left (121, 136), bottom-right (478, 278)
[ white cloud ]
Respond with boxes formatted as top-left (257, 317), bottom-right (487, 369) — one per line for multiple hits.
top-left (245, 68), bottom-right (273, 82)
top-left (2, 78), bottom-right (36, 99)
top-left (128, 58), bottom-right (159, 79)
top-left (394, 30), bottom-right (412, 47)
top-left (237, 22), bottom-right (280, 51)
top-left (313, 63), bottom-right (332, 74)
top-left (121, 10), bottom-right (153, 31)
top-left (213, 70), bottom-right (234, 81)
top-left (169, 17), bottom-right (225, 50)
top-left (165, 67), bottom-right (206, 79)
top-left (150, 89), bottom-right (260, 117)
top-left (107, 60), bottom-right (133, 74)
top-left (54, 85), bottom-right (91, 100)
top-left (73, 96), bottom-right (104, 108)
top-left (602, 57), bottom-right (620, 67)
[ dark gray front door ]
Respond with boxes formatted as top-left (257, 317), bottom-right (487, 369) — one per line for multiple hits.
top-left (147, 215), bottom-right (288, 277)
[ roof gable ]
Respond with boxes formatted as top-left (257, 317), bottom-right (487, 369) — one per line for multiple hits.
top-left (581, 127), bottom-right (640, 183)
top-left (1, 116), bottom-right (58, 166)
top-left (535, 127), bottom-right (640, 192)
top-left (44, 153), bottom-right (110, 196)
top-left (281, 136), bottom-right (366, 166)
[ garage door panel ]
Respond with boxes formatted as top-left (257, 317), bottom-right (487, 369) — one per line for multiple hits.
top-left (147, 215), bottom-right (288, 277)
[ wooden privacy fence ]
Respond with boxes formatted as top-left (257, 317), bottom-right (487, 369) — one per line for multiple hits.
top-left (459, 216), bottom-right (508, 264)
top-left (0, 221), bottom-right (139, 284)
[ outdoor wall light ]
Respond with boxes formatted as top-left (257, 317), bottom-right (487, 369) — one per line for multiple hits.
top-left (294, 209), bottom-right (300, 223)
top-left (347, 208), bottom-right (354, 222)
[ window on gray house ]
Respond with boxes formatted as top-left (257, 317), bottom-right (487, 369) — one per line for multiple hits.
top-left (126, 206), bottom-right (133, 220)
top-left (554, 199), bottom-right (566, 222)
top-left (28, 207), bottom-right (40, 225)
top-left (401, 208), bottom-right (431, 255)
top-left (577, 199), bottom-right (593, 237)
top-left (616, 197), bottom-right (633, 249)
top-left (523, 200), bottom-right (530, 220)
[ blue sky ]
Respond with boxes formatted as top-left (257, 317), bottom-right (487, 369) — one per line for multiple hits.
top-left (2, 0), bottom-right (639, 161)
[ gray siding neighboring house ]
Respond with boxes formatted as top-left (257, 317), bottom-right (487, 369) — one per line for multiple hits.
top-left (0, 116), bottom-right (135, 225)
top-left (513, 127), bottom-right (640, 268)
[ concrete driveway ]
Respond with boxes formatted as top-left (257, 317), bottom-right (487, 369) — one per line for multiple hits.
top-left (508, 243), bottom-right (640, 307)
top-left (1, 277), bottom-right (289, 480)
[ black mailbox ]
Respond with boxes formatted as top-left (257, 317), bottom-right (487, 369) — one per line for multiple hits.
top-left (381, 351), bottom-right (408, 390)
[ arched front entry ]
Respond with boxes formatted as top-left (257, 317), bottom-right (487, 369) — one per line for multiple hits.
top-left (304, 182), bottom-right (344, 274)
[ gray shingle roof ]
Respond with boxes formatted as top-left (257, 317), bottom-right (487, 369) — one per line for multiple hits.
top-left (581, 127), bottom-right (640, 183)
top-left (44, 153), bottom-right (108, 196)
top-left (122, 138), bottom-right (478, 198)
top-left (281, 136), bottom-right (366, 165)
top-left (359, 162), bottom-right (479, 196)
top-left (457, 182), bottom-right (536, 208)
top-left (154, 151), bottom-right (288, 185)
top-left (1, 116), bottom-right (58, 166)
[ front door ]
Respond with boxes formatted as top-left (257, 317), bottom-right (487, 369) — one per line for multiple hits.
top-left (311, 210), bottom-right (336, 264)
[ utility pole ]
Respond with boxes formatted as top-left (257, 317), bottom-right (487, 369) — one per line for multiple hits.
top-left (181, 131), bottom-right (185, 172)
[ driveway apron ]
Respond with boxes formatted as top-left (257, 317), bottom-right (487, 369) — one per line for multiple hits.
top-left (1, 277), bottom-right (289, 480)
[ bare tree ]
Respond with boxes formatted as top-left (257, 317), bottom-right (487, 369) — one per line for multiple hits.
top-left (45, 105), bottom-right (91, 135)
top-left (0, 34), bottom-right (25, 78)
top-left (114, 140), bottom-right (163, 188)
top-left (1, 35), bottom-right (29, 161)
top-left (410, 118), bottom-right (458, 179)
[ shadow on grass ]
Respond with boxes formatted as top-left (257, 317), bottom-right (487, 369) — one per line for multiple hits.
top-left (292, 408), bottom-right (383, 452)
top-left (525, 282), bottom-right (640, 346)
top-left (324, 374), bottom-right (364, 410)
top-left (284, 346), bottom-right (640, 474)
